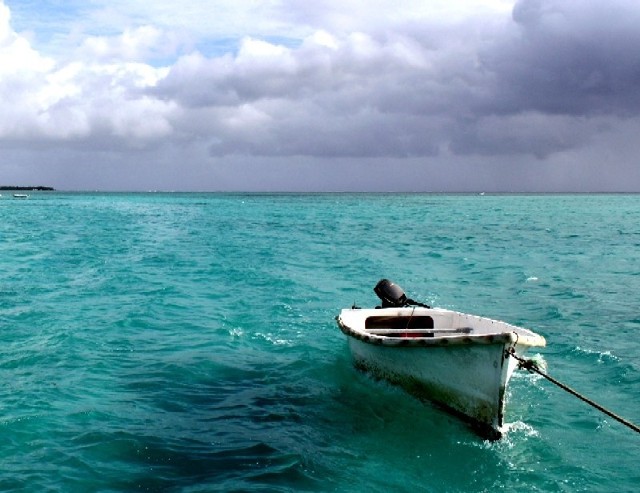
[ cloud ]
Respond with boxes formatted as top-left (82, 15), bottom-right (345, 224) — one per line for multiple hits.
top-left (152, 31), bottom-right (446, 158)
top-left (147, 0), bottom-right (640, 161)
top-left (1, 0), bottom-right (640, 190)
top-left (78, 26), bottom-right (178, 63)
top-left (482, 0), bottom-right (640, 117)
top-left (0, 2), bottom-right (175, 146)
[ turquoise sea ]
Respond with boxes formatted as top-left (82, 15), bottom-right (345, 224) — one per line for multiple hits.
top-left (1, 192), bottom-right (638, 492)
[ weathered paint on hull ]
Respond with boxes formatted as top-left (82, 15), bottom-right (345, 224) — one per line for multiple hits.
top-left (347, 337), bottom-right (518, 439)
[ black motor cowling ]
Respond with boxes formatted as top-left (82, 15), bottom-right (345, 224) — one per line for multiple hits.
top-left (374, 279), bottom-right (431, 308)
top-left (374, 279), bottom-right (407, 307)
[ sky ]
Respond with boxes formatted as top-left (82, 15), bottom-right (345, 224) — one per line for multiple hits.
top-left (1, 0), bottom-right (640, 192)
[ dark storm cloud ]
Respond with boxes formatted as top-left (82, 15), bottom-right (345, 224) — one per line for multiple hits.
top-left (150, 0), bottom-right (640, 161)
top-left (481, 0), bottom-right (640, 117)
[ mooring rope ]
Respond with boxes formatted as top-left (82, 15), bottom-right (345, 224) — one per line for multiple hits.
top-left (506, 347), bottom-right (640, 435)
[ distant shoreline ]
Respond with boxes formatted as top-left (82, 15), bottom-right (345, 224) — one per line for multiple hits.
top-left (0, 186), bottom-right (55, 191)
top-left (1, 188), bottom-right (640, 194)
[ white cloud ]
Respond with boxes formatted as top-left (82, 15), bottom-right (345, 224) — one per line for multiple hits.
top-left (0, 4), bottom-right (53, 75)
top-left (79, 26), bottom-right (168, 62)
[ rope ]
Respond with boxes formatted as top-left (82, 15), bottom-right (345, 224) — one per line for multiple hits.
top-left (506, 347), bottom-right (640, 435)
top-left (404, 306), bottom-right (416, 332)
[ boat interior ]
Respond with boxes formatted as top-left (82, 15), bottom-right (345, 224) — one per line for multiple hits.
top-left (359, 309), bottom-right (474, 337)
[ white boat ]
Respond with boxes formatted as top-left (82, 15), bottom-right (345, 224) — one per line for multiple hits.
top-left (13, 193), bottom-right (29, 198)
top-left (337, 279), bottom-right (546, 439)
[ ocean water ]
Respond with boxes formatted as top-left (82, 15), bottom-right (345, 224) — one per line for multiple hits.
top-left (1, 192), bottom-right (638, 492)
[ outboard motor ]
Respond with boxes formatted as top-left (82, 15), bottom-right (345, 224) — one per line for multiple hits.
top-left (374, 279), bottom-right (431, 308)
top-left (374, 279), bottom-right (407, 307)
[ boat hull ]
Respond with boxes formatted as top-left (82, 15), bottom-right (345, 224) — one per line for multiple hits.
top-left (346, 334), bottom-right (518, 439)
top-left (337, 306), bottom-right (545, 439)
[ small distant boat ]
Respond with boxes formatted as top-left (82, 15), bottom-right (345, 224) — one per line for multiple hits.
top-left (337, 279), bottom-right (546, 439)
top-left (13, 194), bottom-right (29, 198)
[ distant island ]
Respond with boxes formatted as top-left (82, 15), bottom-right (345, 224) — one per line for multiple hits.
top-left (0, 186), bottom-right (55, 191)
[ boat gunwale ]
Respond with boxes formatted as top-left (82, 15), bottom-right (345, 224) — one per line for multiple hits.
top-left (337, 308), bottom-right (546, 348)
